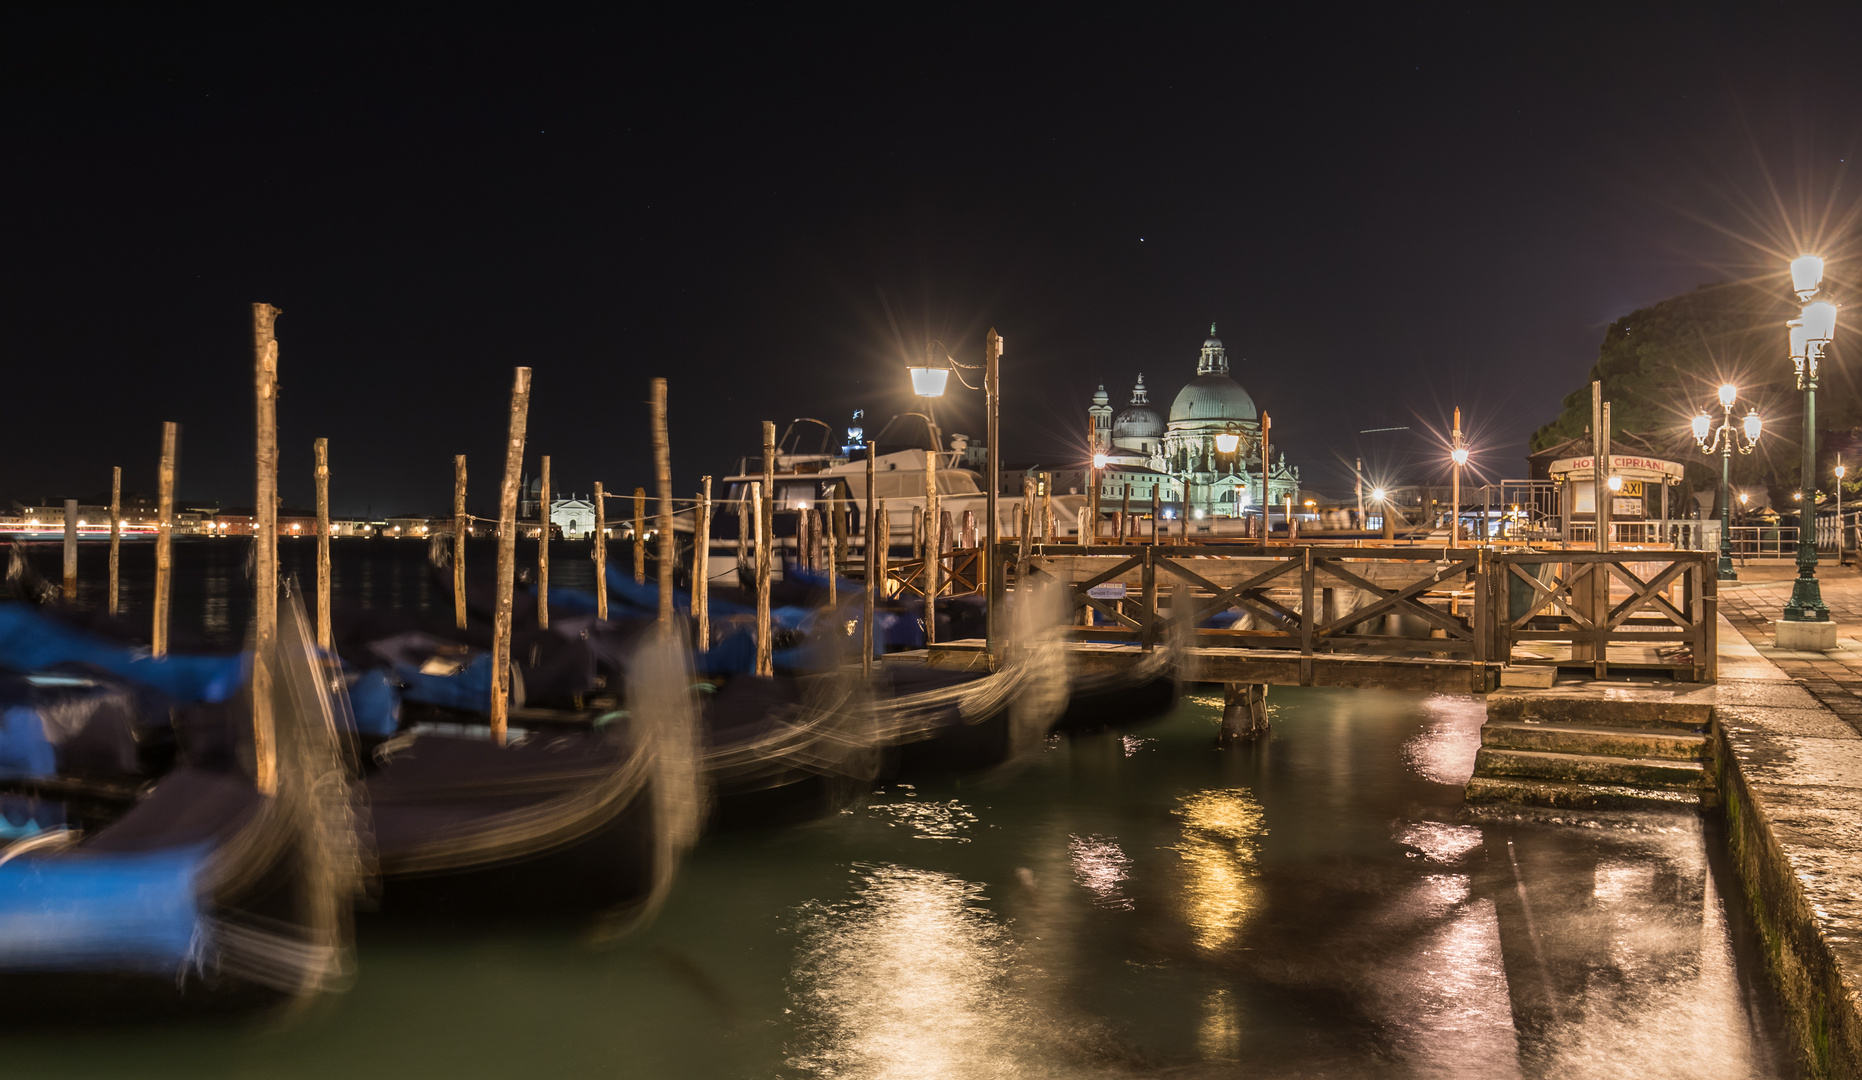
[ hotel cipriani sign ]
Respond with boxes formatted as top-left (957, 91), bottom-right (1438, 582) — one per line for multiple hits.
top-left (1547, 454), bottom-right (1686, 482)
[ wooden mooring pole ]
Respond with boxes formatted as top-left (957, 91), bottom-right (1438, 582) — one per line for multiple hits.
top-left (152, 422), bottom-right (177, 657)
top-left (863, 443), bottom-right (875, 675)
top-left (924, 449), bottom-right (939, 646)
top-left (537, 454), bottom-right (551, 630)
top-left (652, 378), bottom-right (675, 629)
top-left (251, 302), bottom-right (281, 796)
top-left (315, 437), bottom-right (332, 651)
top-left (453, 454), bottom-right (468, 629)
top-left (753, 480), bottom-right (771, 676)
top-left (593, 481), bottom-right (608, 621)
top-left (108, 466), bottom-right (121, 615)
top-left (633, 487), bottom-right (646, 585)
top-left (695, 476), bottom-right (711, 649)
top-left (61, 500), bottom-right (77, 601)
top-left (490, 367), bottom-right (532, 747)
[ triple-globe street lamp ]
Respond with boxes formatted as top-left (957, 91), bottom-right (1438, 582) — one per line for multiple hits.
top-left (1692, 383), bottom-right (1762, 581)
top-left (1784, 256), bottom-right (1839, 624)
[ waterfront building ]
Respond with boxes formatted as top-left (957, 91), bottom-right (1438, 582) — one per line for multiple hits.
top-left (1089, 326), bottom-right (1300, 518)
top-left (551, 496), bottom-right (597, 539)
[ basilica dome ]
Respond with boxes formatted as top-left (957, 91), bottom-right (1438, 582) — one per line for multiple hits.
top-left (1169, 374), bottom-right (1258, 423)
top-left (1113, 405), bottom-right (1164, 439)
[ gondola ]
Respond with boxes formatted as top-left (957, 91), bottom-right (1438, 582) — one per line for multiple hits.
top-left (0, 587), bottom-right (357, 1022)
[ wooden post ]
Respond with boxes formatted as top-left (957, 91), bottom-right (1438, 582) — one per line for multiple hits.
top-left (61, 500), bottom-right (77, 601)
top-left (251, 302), bottom-right (281, 797)
top-left (863, 443), bottom-right (876, 675)
top-left (152, 422), bottom-right (176, 657)
top-left (1042, 473), bottom-right (1055, 544)
top-left (107, 466), bottom-right (121, 615)
top-left (695, 477), bottom-right (711, 649)
top-left (453, 454), bottom-right (468, 629)
top-left (1261, 411), bottom-right (1272, 541)
top-left (490, 366), bottom-right (533, 747)
top-left (762, 420), bottom-right (777, 584)
top-left (912, 505), bottom-right (924, 560)
top-left (1087, 464), bottom-right (1099, 547)
top-left (875, 499), bottom-right (891, 604)
top-left (924, 449), bottom-right (939, 646)
top-left (1019, 477), bottom-right (1035, 568)
top-left (829, 489), bottom-right (843, 609)
top-left (984, 328), bottom-right (1002, 660)
top-left (633, 487), bottom-right (647, 584)
top-left (314, 438), bottom-right (331, 651)
top-left (753, 481), bottom-right (772, 676)
top-left (537, 454), bottom-right (551, 630)
top-left (652, 378), bottom-right (675, 628)
top-left (593, 481), bottom-right (609, 621)
top-left (1121, 484), bottom-right (1131, 544)
top-left (1151, 486), bottom-right (1160, 545)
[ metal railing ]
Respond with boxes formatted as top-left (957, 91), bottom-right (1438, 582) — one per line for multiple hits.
top-left (1726, 526), bottom-right (1798, 558)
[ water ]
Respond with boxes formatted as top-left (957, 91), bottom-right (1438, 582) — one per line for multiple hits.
top-left (1, 543), bottom-right (1797, 1077)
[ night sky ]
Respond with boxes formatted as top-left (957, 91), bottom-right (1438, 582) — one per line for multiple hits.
top-left (6, 6), bottom-right (1862, 516)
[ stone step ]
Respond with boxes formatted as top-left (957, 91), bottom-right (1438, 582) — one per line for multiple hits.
top-left (1465, 775), bottom-right (1711, 810)
top-left (1480, 720), bottom-right (1709, 762)
top-left (1486, 690), bottom-right (1710, 732)
top-left (1470, 747), bottom-right (1709, 791)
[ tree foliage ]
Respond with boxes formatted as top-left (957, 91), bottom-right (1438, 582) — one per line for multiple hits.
top-left (1532, 281), bottom-right (1862, 513)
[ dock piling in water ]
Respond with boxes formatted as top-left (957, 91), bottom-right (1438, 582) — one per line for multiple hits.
top-left (633, 487), bottom-right (646, 585)
top-left (538, 455), bottom-right (551, 630)
top-left (62, 499), bottom-right (77, 600)
top-left (453, 454), bottom-right (468, 628)
top-left (251, 302), bottom-right (281, 796)
top-left (924, 449), bottom-right (939, 646)
top-left (753, 480), bottom-right (771, 676)
top-left (152, 422), bottom-right (176, 657)
top-left (695, 476), bottom-right (711, 648)
top-left (315, 437), bottom-right (331, 651)
top-left (863, 443), bottom-right (875, 675)
top-left (108, 466), bottom-right (121, 614)
top-left (652, 378), bottom-right (674, 628)
top-left (594, 481), bottom-right (608, 621)
top-left (490, 366), bottom-right (532, 747)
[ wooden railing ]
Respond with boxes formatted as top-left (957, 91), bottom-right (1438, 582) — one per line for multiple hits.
top-left (1002, 543), bottom-right (1716, 685)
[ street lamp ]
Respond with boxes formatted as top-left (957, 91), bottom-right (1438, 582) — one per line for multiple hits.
top-left (1838, 458), bottom-right (1849, 562)
top-left (1692, 383), bottom-right (1760, 580)
top-left (1214, 422), bottom-right (1241, 455)
top-left (906, 334), bottom-right (1003, 653)
top-left (1784, 256), bottom-right (1838, 627)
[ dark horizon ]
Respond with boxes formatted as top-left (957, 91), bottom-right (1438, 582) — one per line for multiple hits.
top-left (6, 8), bottom-right (1862, 516)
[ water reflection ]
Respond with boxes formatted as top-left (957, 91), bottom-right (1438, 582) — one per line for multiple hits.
top-left (1404, 693), bottom-right (1487, 785)
top-left (1066, 834), bottom-right (1132, 909)
top-left (1173, 789), bottom-right (1265, 953)
top-left (786, 864), bottom-right (1029, 1079)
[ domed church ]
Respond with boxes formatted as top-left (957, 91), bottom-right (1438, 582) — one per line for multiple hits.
top-left (1087, 326), bottom-right (1300, 519)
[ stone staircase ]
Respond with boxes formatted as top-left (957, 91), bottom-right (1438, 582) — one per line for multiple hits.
top-left (1465, 689), bottom-right (1715, 808)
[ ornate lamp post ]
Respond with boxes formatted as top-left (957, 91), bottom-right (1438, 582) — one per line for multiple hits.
top-left (909, 333), bottom-right (1003, 652)
top-left (1692, 383), bottom-right (1760, 581)
top-left (1838, 458), bottom-right (1849, 562)
top-left (1783, 256), bottom-right (1839, 628)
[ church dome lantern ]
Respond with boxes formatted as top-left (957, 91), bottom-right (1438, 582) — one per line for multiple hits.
top-left (1170, 326), bottom-right (1257, 423)
top-left (1112, 373), bottom-right (1165, 439)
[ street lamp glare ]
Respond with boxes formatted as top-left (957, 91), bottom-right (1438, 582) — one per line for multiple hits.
top-left (1450, 447), bottom-right (1469, 466)
top-left (1371, 487), bottom-right (1387, 502)
top-left (1718, 383), bottom-right (1738, 408)
top-left (908, 366), bottom-right (950, 397)
top-left (1607, 474), bottom-right (1623, 492)
top-left (1744, 410), bottom-right (1762, 442)
top-left (1691, 412), bottom-right (1712, 440)
top-left (1838, 464), bottom-right (1850, 480)
top-left (1791, 255), bottom-right (1826, 298)
top-left (1092, 452), bottom-right (1107, 470)
top-left (1739, 491), bottom-right (1750, 505)
top-left (1214, 432), bottom-right (1239, 454)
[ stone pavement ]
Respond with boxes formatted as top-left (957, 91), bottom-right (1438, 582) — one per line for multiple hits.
top-left (1716, 561), bottom-right (1862, 734)
top-left (1707, 575), bottom-right (1862, 1078)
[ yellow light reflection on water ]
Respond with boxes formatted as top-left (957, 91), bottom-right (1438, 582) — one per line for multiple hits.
top-left (1173, 789), bottom-right (1266, 953)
